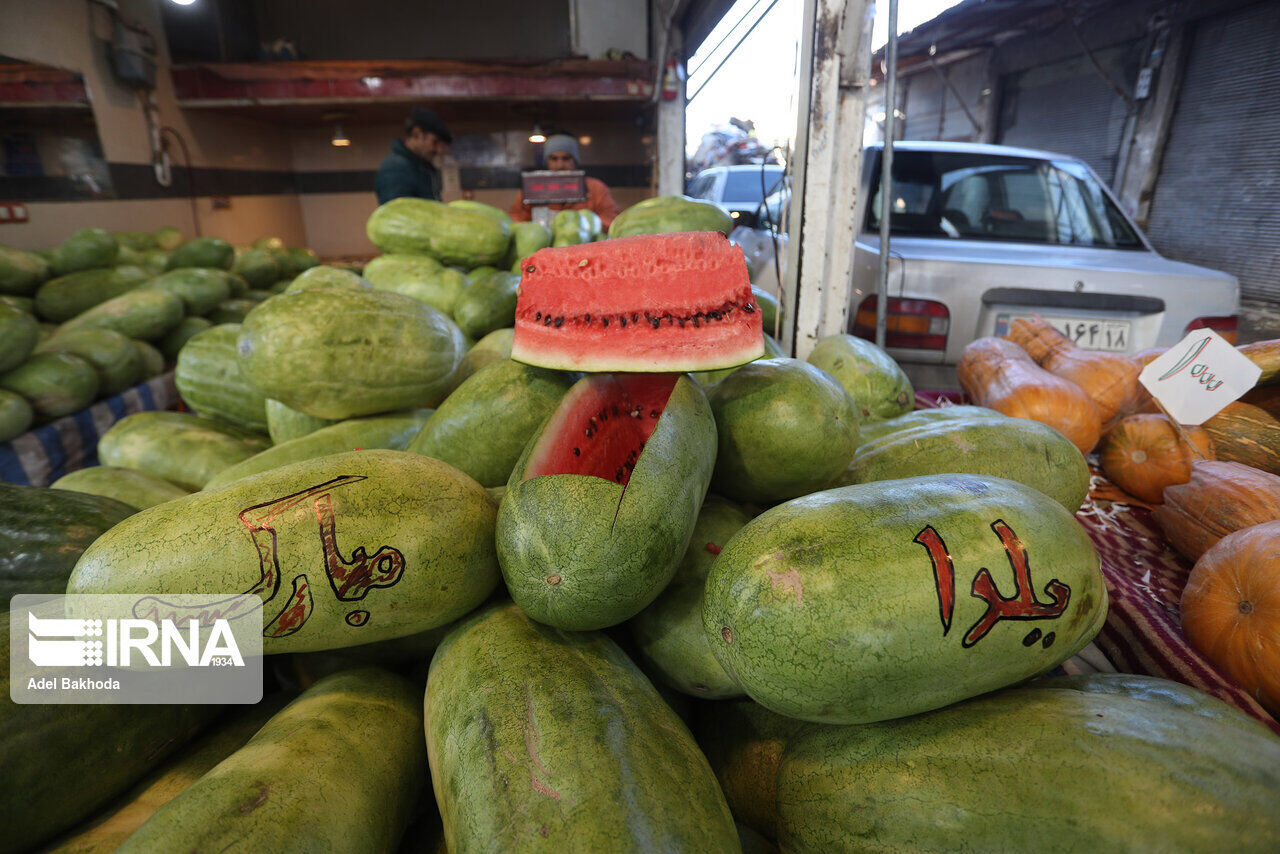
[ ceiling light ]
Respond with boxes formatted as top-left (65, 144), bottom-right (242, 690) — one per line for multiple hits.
top-left (331, 125), bottom-right (350, 147)
top-left (168, 0), bottom-right (198, 6)
top-left (529, 125), bottom-right (546, 144)
top-left (578, 135), bottom-right (592, 145)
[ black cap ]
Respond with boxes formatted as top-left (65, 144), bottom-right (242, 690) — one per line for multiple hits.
top-left (407, 107), bottom-right (452, 143)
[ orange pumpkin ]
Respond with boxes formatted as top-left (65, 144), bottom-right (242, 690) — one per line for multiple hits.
top-left (1128, 348), bottom-right (1168, 414)
top-left (1238, 339), bottom-right (1280, 386)
top-left (1154, 460), bottom-right (1280, 561)
top-left (1006, 316), bottom-right (1142, 424)
top-left (1099, 414), bottom-right (1214, 504)
top-left (957, 337), bottom-right (1102, 455)
top-left (1181, 519), bottom-right (1280, 715)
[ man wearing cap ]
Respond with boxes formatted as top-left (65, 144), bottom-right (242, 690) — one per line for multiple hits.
top-left (508, 134), bottom-right (620, 229)
top-left (375, 107), bottom-right (452, 204)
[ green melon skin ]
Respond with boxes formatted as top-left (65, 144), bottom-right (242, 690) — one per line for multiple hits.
top-left (806, 333), bottom-right (914, 422)
top-left (498, 374), bottom-right (717, 630)
top-left (164, 236), bottom-right (233, 271)
top-left (0, 483), bottom-right (135, 597)
top-left (35, 265), bottom-right (152, 322)
top-left (35, 328), bottom-right (142, 396)
top-left (264, 397), bottom-right (340, 443)
top-left (51, 227), bottom-right (119, 276)
top-left (452, 270), bottom-right (519, 340)
top-left (158, 316), bottom-right (213, 361)
top-left (141, 250), bottom-right (170, 275)
top-left (0, 627), bottom-right (220, 854)
top-left (425, 602), bottom-right (740, 854)
top-left (608, 195), bottom-right (734, 238)
top-left (152, 226), bottom-right (183, 252)
top-left (367, 196), bottom-right (512, 268)
top-left (238, 288), bottom-right (466, 419)
top-left (752, 286), bottom-right (780, 336)
top-left (454, 327), bottom-right (514, 386)
top-left (407, 358), bottom-right (573, 487)
top-left (0, 294), bottom-right (35, 314)
top-left (97, 411), bottom-right (269, 490)
top-left (448, 198), bottom-right (512, 225)
top-left (856, 404), bottom-right (999, 445)
top-left (703, 474), bottom-right (1108, 724)
top-left (204, 297), bottom-right (256, 324)
top-left (692, 333), bottom-right (785, 386)
top-left (70, 450), bottom-right (499, 654)
top-left (708, 358), bottom-right (860, 504)
top-left (287, 621), bottom-right (453, 687)
top-left (254, 235), bottom-right (286, 251)
top-left (265, 247), bottom-right (296, 279)
top-left (775, 683), bottom-right (1280, 854)
top-left (57, 287), bottom-right (184, 342)
top-left (363, 252), bottom-right (442, 284)
top-left (144, 267), bottom-right (233, 316)
top-left (205, 410), bottom-right (434, 489)
top-left (288, 246), bottom-right (320, 272)
top-left (114, 245), bottom-right (146, 267)
top-left (695, 698), bottom-right (794, 842)
top-left (0, 300), bottom-right (39, 373)
top-left (283, 264), bottom-right (371, 293)
top-left (43, 697), bottom-right (291, 854)
top-left (0, 389), bottom-right (33, 441)
top-left (132, 340), bottom-right (166, 379)
top-left (368, 265), bottom-right (468, 317)
top-left (629, 496), bottom-right (751, 699)
top-left (229, 248), bottom-right (280, 288)
top-left (505, 221), bottom-right (552, 271)
top-left (0, 244), bottom-right (51, 295)
top-left (841, 412), bottom-right (1091, 511)
top-left (551, 208), bottom-right (594, 246)
top-left (111, 230), bottom-right (159, 252)
top-left (51, 466), bottom-right (190, 511)
top-left (0, 351), bottom-right (99, 418)
top-left (118, 669), bottom-right (425, 854)
top-left (174, 323), bottom-right (270, 434)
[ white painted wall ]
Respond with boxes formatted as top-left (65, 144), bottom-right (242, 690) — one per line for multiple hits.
top-left (572, 0), bottom-right (650, 59)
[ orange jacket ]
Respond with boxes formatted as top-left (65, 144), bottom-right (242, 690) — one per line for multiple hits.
top-left (509, 176), bottom-right (620, 229)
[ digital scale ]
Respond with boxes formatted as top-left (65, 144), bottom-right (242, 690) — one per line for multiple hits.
top-left (520, 169), bottom-right (587, 227)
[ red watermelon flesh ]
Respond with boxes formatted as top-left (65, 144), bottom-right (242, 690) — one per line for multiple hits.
top-left (511, 231), bottom-right (764, 372)
top-left (523, 373), bottom-right (678, 487)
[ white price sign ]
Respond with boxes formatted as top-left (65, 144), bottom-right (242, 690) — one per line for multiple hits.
top-left (1139, 330), bottom-right (1260, 425)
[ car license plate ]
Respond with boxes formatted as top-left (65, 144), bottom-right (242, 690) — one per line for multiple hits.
top-left (995, 314), bottom-right (1130, 352)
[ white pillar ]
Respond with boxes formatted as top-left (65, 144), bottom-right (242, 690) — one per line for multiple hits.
top-left (655, 27), bottom-right (686, 196)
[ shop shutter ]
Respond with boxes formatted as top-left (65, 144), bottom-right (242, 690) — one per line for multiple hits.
top-left (1145, 2), bottom-right (1280, 303)
top-left (901, 54), bottom-right (987, 142)
top-left (997, 44), bottom-right (1139, 185)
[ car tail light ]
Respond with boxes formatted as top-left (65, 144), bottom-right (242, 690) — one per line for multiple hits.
top-left (1185, 315), bottom-right (1239, 345)
top-left (852, 295), bottom-right (949, 350)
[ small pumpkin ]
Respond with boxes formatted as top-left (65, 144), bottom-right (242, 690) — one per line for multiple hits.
top-left (957, 336), bottom-right (1102, 455)
top-left (1099, 414), bottom-right (1214, 504)
top-left (1006, 316), bottom-right (1142, 424)
top-left (1181, 519), bottom-right (1280, 715)
top-left (1154, 460), bottom-right (1280, 561)
top-left (1128, 347), bottom-right (1168, 414)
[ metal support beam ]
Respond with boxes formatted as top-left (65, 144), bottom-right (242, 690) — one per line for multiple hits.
top-left (783, 0), bottom-right (875, 359)
top-left (1116, 21), bottom-right (1187, 226)
top-left (654, 4), bottom-right (686, 196)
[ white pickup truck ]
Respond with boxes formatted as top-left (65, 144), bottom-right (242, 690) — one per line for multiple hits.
top-left (753, 141), bottom-right (1240, 389)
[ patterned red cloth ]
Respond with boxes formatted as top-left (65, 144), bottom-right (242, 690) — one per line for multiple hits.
top-left (911, 390), bottom-right (1279, 732)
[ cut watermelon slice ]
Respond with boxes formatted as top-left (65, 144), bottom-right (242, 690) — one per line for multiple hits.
top-left (511, 231), bottom-right (764, 372)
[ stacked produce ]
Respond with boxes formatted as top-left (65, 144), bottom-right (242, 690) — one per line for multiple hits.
top-left (3, 199), bottom-right (1278, 854)
top-left (0, 227), bottom-right (322, 442)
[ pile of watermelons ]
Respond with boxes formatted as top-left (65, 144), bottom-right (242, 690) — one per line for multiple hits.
top-left (2, 198), bottom-right (1279, 853)
top-left (0, 228), bottom-right (326, 442)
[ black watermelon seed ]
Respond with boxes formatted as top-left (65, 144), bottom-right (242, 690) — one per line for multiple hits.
top-left (620, 317), bottom-right (627, 328)
top-left (710, 311), bottom-right (721, 320)
top-left (544, 316), bottom-right (553, 326)
top-left (535, 312), bottom-right (542, 321)
top-left (585, 428), bottom-right (594, 438)
top-left (572, 447), bottom-right (581, 456)
top-left (584, 314), bottom-right (592, 323)
top-left (650, 410), bottom-right (659, 418)
top-left (554, 317), bottom-right (564, 328)
top-left (603, 317), bottom-right (610, 327)
top-left (612, 405), bottom-right (619, 416)
top-left (743, 304), bottom-right (755, 313)
top-left (525, 265), bottom-right (536, 274)
top-left (632, 313), bottom-right (639, 323)
top-left (650, 318), bottom-right (660, 329)
top-left (692, 317), bottom-right (701, 328)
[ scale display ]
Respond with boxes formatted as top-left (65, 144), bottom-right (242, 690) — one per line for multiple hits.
top-left (521, 170), bottom-right (587, 204)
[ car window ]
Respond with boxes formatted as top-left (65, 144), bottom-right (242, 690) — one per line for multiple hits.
top-left (720, 168), bottom-right (785, 203)
top-left (865, 150), bottom-right (1143, 248)
top-left (687, 174), bottom-right (715, 199)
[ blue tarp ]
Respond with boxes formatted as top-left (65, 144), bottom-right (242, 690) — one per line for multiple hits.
top-left (1, 372), bottom-right (178, 486)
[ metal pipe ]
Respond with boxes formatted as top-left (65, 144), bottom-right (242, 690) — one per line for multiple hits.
top-left (875, 0), bottom-right (899, 349)
top-left (687, 0), bottom-right (781, 104)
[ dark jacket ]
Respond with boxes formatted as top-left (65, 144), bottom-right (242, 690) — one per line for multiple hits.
top-left (375, 139), bottom-right (441, 204)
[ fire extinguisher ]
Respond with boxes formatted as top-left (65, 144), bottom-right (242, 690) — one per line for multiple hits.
top-left (661, 59), bottom-right (683, 101)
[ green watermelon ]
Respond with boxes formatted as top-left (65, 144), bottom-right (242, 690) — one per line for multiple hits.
top-left (152, 227), bottom-right (184, 251)
top-left (51, 228), bottom-right (119, 275)
top-left (365, 262), bottom-right (467, 317)
top-left (708, 358), bottom-right (860, 504)
top-left (497, 373), bottom-right (717, 630)
top-left (111, 230), bottom-right (158, 252)
top-left (855, 404), bottom-right (1000, 445)
top-left (0, 295), bottom-right (34, 314)
top-left (205, 298), bottom-right (257, 324)
top-left (551, 209), bottom-right (595, 246)
top-left (366, 197), bottom-right (511, 268)
top-left (237, 288), bottom-right (466, 419)
top-left (696, 698), bottom-right (793, 842)
top-left (447, 198), bottom-right (512, 224)
top-left (287, 246), bottom-right (320, 272)
top-left (96, 411), bottom-right (268, 491)
top-left (132, 340), bottom-right (167, 379)
top-left (453, 327), bottom-right (514, 386)
top-left (174, 323), bottom-right (270, 434)
top-left (263, 398), bottom-right (340, 444)
top-left (159, 316), bottom-right (213, 361)
top-left (69, 450), bottom-right (500, 653)
top-left (0, 352), bottom-right (99, 418)
top-left (703, 474), bottom-right (1107, 724)
top-left (35, 328), bottom-right (142, 396)
top-left (608, 195), bottom-right (734, 238)
top-left (510, 232), bottom-right (763, 373)
top-left (0, 390), bottom-right (33, 441)
top-left (165, 237), bottom-right (234, 271)
top-left (362, 252), bottom-right (442, 284)
top-left (145, 268), bottom-right (234, 315)
top-left (806, 333), bottom-right (914, 422)
top-left (0, 301), bottom-right (39, 373)
top-left (50, 466), bottom-right (189, 511)
top-left (0, 245), bottom-right (51, 295)
top-left (452, 270), bottom-right (519, 339)
top-left (283, 265), bottom-right (371, 293)
top-left (425, 602), bottom-right (739, 853)
top-left (406, 358), bottom-right (573, 487)
top-left (56, 288), bottom-right (184, 341)
top-left (505, 221), bottom-right (552, 271)
top-left (34, 266), bottom-right (152, 322)
top-left (775, 679), bottom-right (1280, 853)
top-left (116, 670), bottom-right (424, 853)
top-left (229, 249), bottom-right (280, 289)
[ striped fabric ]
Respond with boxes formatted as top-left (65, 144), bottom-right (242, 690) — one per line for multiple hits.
top-left (0, 372), bottom-right (178, 487)
top-left (913, 389), bottom-right (1278, 732)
